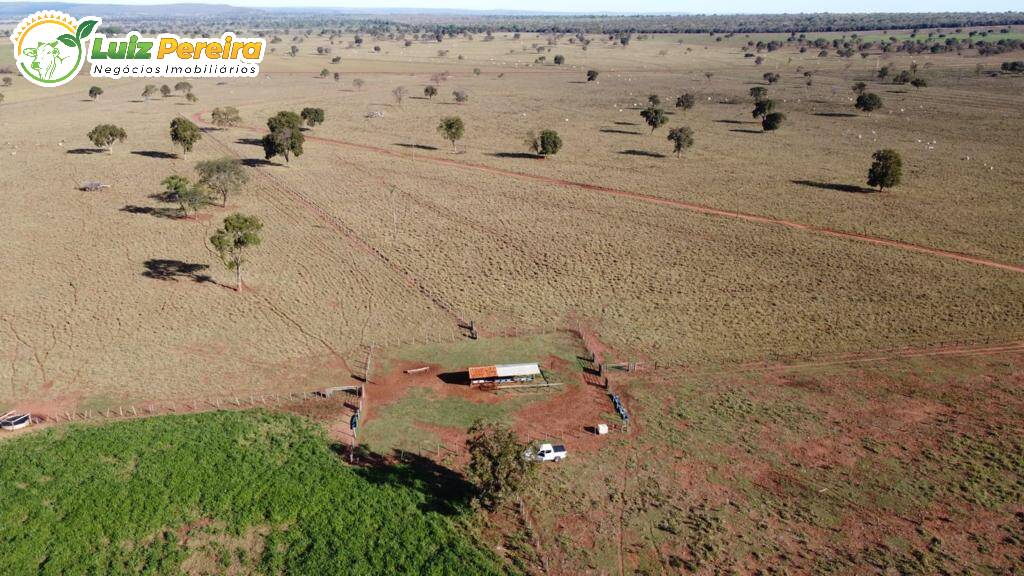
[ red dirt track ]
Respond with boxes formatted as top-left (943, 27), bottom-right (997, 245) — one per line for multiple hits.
top-left (193, 111), bottom-right (1024, 275)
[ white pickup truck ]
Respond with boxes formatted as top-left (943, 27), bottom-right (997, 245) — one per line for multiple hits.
top-left (526, 443), bottom-right (567, 462)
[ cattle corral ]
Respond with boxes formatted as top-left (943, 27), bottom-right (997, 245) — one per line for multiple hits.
top-left (0, 19), bottom-right (1023, 574)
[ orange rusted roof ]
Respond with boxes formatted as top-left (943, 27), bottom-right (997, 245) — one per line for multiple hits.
top-left (468, 365), bottom-right (498, 379)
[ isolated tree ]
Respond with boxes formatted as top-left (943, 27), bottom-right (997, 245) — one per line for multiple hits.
top-left (210, 213), bottom-right (263, 291)
top-left (752, 98), bottom-right (776, 119)
top-left (667, 126), bottom-right (694, 157)
top-left (142, 84), bottom-right (158, 101)
top-left (437, 116), bottom-right (465, 152)
top-left (185, 92), bottom-right (198, 103)
top-left (319, 68), bottom-right (329, 79)
top-left (586, 69), bottom-right (599, 81)
top-left (1, 77), bottom-right (11, 87)
top-left (161, 175), bottom-right (211, 218)
top-left (749, 86), bottom-right (768, 102)
top-left (465, 419), bottom-right (537, 510)
top-left (526, 129), bottom-right (562, 157)
top-left (352, 78), bottom-right (365, 90)
top-left (910, 77), bottom-right (928, 88)
top-left (195, 157), bottom-right (248, 206)
top-left (392, 86), bottom-right (407, 106)
top-left (160, 84), bottom-right (171, 98)
top-left (855, 92), bottom-right (883, 113)
top-left (289, 45), bottom-right (299, 57)
top-left (211, 106), bottom-right (242, 128)
top-left (553, 54), bottom-right (565, 65)
top-left (88, 86), bottom-right (103, 101)
top-left (867, 149), bottom-right (902, 191)
top-left (169, 117), bottom-right (202, 158)
top-left (647, 94), bottom-right (661, 107)
top-left (300, 107), bottom-right (325, 128)
top-left (675, 93), bottom-right (695, 110)
top-left (452, 90), bottom-right (469, 104)
top-left (174, 81), bottom-right (193, 94)
top-left (424, 85), bottom-right (438, 99)
top-left (877, 65), bottom-right (891, 80)
top-left (704, 71), bottom-right (714, 82)
top-left (851, 81), bottom-right (867, 95)
top-left (761, 112), bottom-right (785, 132)
top-left (87, 124), bottom-right (127, 153)
top-left (263, 111), bottom-right (305, 163)
top-left (763, 72), bottom-right (780, 84)
top-left (333, 72), bottom-right (341, 82)
top-left (640, 106), bottom-right (668, 134)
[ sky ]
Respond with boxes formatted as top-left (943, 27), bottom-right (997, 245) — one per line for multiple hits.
top-left (53, 0), bottom-right (1024, 13)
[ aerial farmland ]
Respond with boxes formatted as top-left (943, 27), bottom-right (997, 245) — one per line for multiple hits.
top-left (0, 6), bottom-right (1022, 574)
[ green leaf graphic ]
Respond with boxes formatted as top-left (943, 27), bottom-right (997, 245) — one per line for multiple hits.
top-left (76, 19), bottom-right (98, 40)
top-left (57, 34), bottom-right (78, 48)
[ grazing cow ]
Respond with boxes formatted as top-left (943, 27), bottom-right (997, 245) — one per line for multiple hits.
top-left (23, 41), bottom-right (66, 80)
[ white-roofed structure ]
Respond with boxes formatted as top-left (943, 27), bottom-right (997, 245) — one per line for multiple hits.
top-left (468, 363), bottom-right (542, 386)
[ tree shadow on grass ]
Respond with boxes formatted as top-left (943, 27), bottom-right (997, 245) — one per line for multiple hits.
top-left (394, 143), bottom-right (439, 151)
top-left (354, 450), bottom-right (474, 516)
top-left (67, 148), bottom-right (106, 155)
top-left (236, 137), bottom-right (263, 147)
top-left (729, 128), bottom-right (763, 134)
top-left (792, 179), bottom-right (875, 194)
top-left (813, 112), bottom-right (858, 118)
top-left (241, 158), bottom-right (277, 167)
top-left (121, 204), bottom-right (183, 219)
top-left (131, 150), bottom-right (178, 159)
top-left (614, 121), bottom-right (640, 126)
top-left (490, 152), bottom-right (543, 159)
top-left (142, 259), bottom-right (212, 282)
top-left (619, 149), bottom-right (666, 158)
top-left (600, 128), bottom-right (644, 135)
top-left (715, 119), bottom-right (756, 125)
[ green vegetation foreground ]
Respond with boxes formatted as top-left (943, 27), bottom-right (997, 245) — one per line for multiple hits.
top-left (0, 411), bottom-right (505, 575)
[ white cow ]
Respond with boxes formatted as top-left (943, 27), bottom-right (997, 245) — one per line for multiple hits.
top-left (23, 41), bottom-right (66, 80)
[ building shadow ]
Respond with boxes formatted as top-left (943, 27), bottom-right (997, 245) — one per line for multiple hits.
top-left (438, 371), bottom-right (468, 385)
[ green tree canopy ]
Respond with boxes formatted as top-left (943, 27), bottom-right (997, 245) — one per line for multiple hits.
top-left (262, 111), bottom-right (305, 163)
top-left (526, 129), bottom-right (562, 157)
top-left (87, 124), bottom-right (127, 153)
top-left (210, 106), bottom-right (242, 128)
top-left (675, 93), bottom-right (695, 110)
top-left (867, 149), bottom-right (903, 191)
top-left (424, 85), bottom-right (438, 99)
top-left (465, 420), bottom-right (537, 510)
top-left (749, 86), bottom-right (768, 102)
top-left (169, 117), bottom-right (202, 158)
top-left (586, 69), bottom-right (599, 81)
top-left (761, 111), bottom-right (786, 132)
top-left (855, 92), bottom-right (883, 113)
top-left (300, 107), bottom-right (325, 128)
top-left (210, 213), bottom-right (263, 291)
top-left (437, 116), bottom-right (465, 151)
top-left (667, 126), bottom-right (694, 157)
top-left (752, 98), bottom-right (776, 119)
top-left (88, 86), bottom-right (103, 100)
top-left (640, 106), bottom-right (668, 133)
top-left (195, 157), bottom-right (248, 207)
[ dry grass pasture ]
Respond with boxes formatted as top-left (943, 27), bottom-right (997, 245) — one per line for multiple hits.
top-left (0, 20), bottom-right (1023, 576)
top-left (1, 29), bottom-right (1023, 411)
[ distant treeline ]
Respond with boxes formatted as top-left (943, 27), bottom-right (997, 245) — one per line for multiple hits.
top-left (22, 12), bottom-right (1024, 37)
